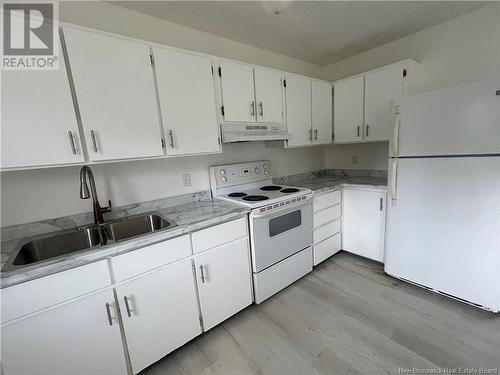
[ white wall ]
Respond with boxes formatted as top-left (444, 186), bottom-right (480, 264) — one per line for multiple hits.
top-left (0, 2), bottom-right (324, 227)
top-left (323, 3), bottom-right (500, 171)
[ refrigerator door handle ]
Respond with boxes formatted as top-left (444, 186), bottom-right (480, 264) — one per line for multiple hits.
top-left (393, 112), bottom-right (401, 157)
top-left (391, 159), bottom-right (399, 206)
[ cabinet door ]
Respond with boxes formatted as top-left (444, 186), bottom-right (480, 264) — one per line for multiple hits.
top-left (285, 75), bottom-right (312, 147)
top-left (312, 80), bottom-right (333, 145)
top-left (153, 48), bottom-right (220, 156)
top-left (195, 238), bottom-right (252, 331)
top-left (1, 290), bottom-right (126, 375)
top-left (364, 66), bottom-right (404, 141)
top-left (63, 28), bottom-right (163, 161)
top-left (1, 41), bottom-right (84, 169)
top-left (219, 61), bottom-right (256, 122)
top-left (343, 189), bottom-right (386, 262)
top-left (116, 259), bottom-right (201, 374)
top-left (333, 76), bottom-right (364, 143)
top-left (254, 67), bottom-right (284, 123)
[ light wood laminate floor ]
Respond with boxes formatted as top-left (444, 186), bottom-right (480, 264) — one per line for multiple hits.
top-left (142, 252), bottom-right (500, 375)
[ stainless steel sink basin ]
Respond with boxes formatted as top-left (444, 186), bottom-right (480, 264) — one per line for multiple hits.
top-left (2, 212), bottom-right (176, 272)
top-left (104, 213), bottom-right (175, 242)
top-left (5, 227), bottom-right (103, 271)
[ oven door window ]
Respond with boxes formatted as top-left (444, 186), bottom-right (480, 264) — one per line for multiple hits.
top-left (269, 210), bottom-right (302, 237)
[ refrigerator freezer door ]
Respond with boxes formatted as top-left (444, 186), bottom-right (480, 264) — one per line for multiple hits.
top-left (392, 78), bottom-right (500, 157)
top-left (385, 157), bottom-right (500, 311)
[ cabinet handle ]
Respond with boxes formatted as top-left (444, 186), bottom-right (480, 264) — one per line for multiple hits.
top-left (308, 129), bottom-right (313, 141)
top-left (200, 265), bottom-right (206, 283)
top-left (380, 197), bottom-right (383, 211)
top-left (357, 125), bottom-right (361, 138)
top-left (168, 129), bottom-right (175, 148)
top-left (105, 302), bottom-right (113, 326)
top-left (258, 101), bottom-right (264, 117)
top-left (68, 131), bottom-right (77, 155)
top-left (250, 101), bottom-right (255, 117)
top-left (123, 296), bottom-right (132, 317)
top-left (366, 125), bottom-right (370, 137)
top-left (314, 129), bottom-right (318, 140)
top-left (90, 130), bottom-right (98, 153)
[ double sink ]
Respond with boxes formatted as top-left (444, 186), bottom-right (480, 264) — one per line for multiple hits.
top-left (2, 213), bottom-right (176, 272)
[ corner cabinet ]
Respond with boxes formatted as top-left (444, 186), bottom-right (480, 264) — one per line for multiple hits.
top-left (219, 61), bottom-right (284, 124)
top-left (63, 27), bottom-right (163, 161)
top-left (285, 74), bottom-right (332, 148)
top-left (333, 59), bottom-right (418, 143)
top-left (1, 39), bottom-right (84, 170)
top-left (153, 48), bottom-right (221, 156)
top-left (342, 187), bottom-right (387, 262)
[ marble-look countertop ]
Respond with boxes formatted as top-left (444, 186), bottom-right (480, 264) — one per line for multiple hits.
top-left (1, 195), bottom-right (249, 288)
top-left (276, 170), bottom-right (387, 195)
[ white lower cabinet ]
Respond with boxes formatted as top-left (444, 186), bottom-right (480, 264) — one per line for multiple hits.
top-left (343, 188), bottom-right (387, 262)
top-left (194, 237), bottom-right (253, 331)
top-left (116, 259), bottom-right (201, 374)
top-left (1, 289), bottom-right (126, 375)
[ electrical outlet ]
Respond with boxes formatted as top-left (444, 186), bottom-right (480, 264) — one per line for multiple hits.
top-left (352, 155), bottom-right (358, 165)
top-left (182, 174), bottom-right (191, 187)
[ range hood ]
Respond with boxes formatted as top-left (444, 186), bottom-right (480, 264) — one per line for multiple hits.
top-left (221, 123), bottom-right (291, 143)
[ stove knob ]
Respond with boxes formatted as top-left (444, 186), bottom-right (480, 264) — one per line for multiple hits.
top-left (221, 176), bottom-right (227, 182)
top-left (219, 169), bottom-right (226, 175)
top-left (254, 167), bottom-right (260, 174)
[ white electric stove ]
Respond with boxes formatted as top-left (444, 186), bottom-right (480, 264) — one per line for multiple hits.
top-left (210, 161), bottom-right (313, 303)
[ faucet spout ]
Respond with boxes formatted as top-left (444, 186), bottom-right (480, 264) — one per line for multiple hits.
top-left (79, 166), bottom-right (111, 225)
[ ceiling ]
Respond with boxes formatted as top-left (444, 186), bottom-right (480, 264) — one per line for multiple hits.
top-left (111, 1), bottom-right (490, 66)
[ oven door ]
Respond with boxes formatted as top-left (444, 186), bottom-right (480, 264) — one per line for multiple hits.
top-left (250, 200), bottom-right (312, 273)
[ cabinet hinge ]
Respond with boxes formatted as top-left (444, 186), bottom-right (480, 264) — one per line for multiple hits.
top-left (161, 138), bottom-right (165, 149)
top-left (149, 54), bottom-right (154, 65)
top-left (403, 69), bottom-right (407, 77)
top-left (221, 106), bottom-right (225, 116)
top-left (283, 79), bottom-right (286, 88)
top-left (218, 66), bottom-right (222, 77)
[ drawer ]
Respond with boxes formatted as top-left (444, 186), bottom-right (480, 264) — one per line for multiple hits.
top-left (313, 219), bottom-right (341, 244)
top-left (313, 204), bottom-right (341, 228)
top-left (1, 260), bottom-right (110, 323)
top-left (313, 190), bottom-right (341, 212)
top-left (313, 233), bottom-right (341, 266)
top-left (192, 217), bottom-right (248, 254)
top-left (112, 234), bottom-right (191, 282)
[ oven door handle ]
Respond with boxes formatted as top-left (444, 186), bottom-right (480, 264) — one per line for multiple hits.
top-left (251, 199), bottom-right (311, 219)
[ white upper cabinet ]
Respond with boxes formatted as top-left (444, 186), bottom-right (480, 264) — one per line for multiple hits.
top-left (334, 60), bottom-right (416, 144)
top-left (312, 80), bottom-right (333, 144)
top-left (1, 40), bottom-right (84, 170)
top-left (254, 67), bottom-right (284, 123)
top-left (116, 259), bottom-right (201, 374)
top-left (63, 28), bottom-right (163, 161)
top-left (153, 48), bottom-right (220, 156)
top-left (219, 61), bottom-right (256, 122)
top-left (364, 66), bottom-right (404, 141)
top-left (333, 75), bottom-right (365, 143)
top-left (285, 75), bottom-right (312, 147)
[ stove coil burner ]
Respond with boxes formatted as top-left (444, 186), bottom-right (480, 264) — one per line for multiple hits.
top-left (228, 192), bottom-right (247, 197)
top-left (243, 195), bottom-right (269, 201)
top-left (260, 185), bottom-right (282, 191)
top-left (281, 188), bottom-right (300, 193)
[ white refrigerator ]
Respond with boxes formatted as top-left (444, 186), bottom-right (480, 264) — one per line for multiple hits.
top-left (385, 78), bottom-right (500, 312)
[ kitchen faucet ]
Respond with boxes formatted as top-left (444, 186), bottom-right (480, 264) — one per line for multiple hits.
top-left (79, 166), bottom-right (112, 225)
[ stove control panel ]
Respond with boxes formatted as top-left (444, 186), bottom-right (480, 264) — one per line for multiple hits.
top-left (210, 161), bottom-right (272, 188)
